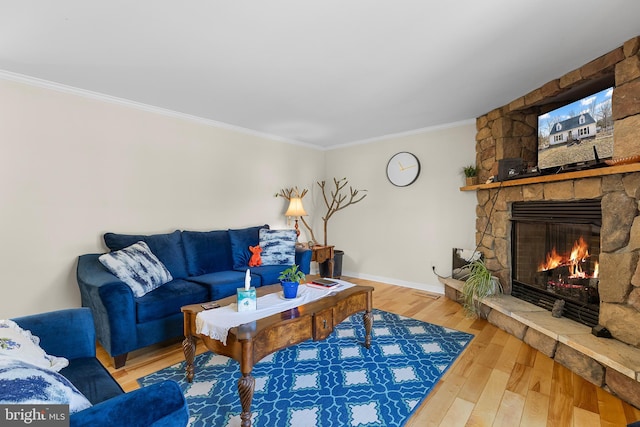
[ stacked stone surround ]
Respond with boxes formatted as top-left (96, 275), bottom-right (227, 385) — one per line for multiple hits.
top-left (476, 173), bottom-right (640, 346)
top-left (465, 35), bottom-right (640, 408)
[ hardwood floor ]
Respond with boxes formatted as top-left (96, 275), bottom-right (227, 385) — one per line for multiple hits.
top-left (97, 277), bottom-right (640, 426)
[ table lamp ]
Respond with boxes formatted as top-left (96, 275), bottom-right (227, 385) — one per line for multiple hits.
top-left (285, 197), bottom-right (307, 241)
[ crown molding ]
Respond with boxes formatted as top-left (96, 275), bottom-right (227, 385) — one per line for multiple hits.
top-left (1, 69), bottom-right (474, 151)
top-left (327, 118), bottom-right (476, 150)
top-left (0, 69), bottom-right (322, 150)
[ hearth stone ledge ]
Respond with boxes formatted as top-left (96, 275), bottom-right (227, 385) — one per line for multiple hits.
top-left (441, 277), bottom-right (640, 410)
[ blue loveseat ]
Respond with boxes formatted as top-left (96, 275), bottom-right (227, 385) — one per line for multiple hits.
top-left (77, 225), bottom-right (311, 368)
top-left (11, 308), bottom-right (189, 427)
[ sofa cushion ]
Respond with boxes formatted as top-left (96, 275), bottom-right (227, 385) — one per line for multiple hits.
top-left (99, 241), bottom-right (173, 298)
top-left (0, 356), bottom-right (93, 414)
top-left (188, 270), bottom-right (259, 301)
top-left (295, 246), bottom-right (312, 275)
top-left (60, 357), bottom-right (124, 405)
top-left (135, 279), bottom-right (208, 323)
top-left (259, 229), bottom-right (296, 266)
top-left (104, 230), bottom-right (189, 279)
top-left (0, 319), bottom-right (68, 371)
top-left (228, 225), bottom-right (269, 269)
top-left (182, 230), bottom-right (234, 275)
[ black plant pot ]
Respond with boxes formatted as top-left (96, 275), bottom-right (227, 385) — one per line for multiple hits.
top-left (319, 250), bottom-right (344, 278)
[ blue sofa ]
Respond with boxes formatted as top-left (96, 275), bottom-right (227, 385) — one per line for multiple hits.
top-left (11, 308), bottom-right (189, 427)
top-left (77, 225), bottom-right (311, 368)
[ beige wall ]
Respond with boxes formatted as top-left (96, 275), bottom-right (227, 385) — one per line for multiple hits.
top-left (0, 76), bottom-right (478, 317)
top-left (321, 124), bottom-right (478, 292)
top-left (0, 78), bottom-right (324, 317)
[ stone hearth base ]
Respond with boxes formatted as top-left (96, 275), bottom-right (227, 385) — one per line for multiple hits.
top-left (441, 277), bottom-right (640, 410)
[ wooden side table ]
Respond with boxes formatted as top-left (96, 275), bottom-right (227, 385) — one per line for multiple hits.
top-left (311, 245), bottom-right (335, 278)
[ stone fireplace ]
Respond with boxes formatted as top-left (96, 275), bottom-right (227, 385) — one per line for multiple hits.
top-left (471, 35), bottom-right (640, 350)
top-left (459, 35), bottom-right (640, 408)
top-left (475, 174), bottom-right (640, 346)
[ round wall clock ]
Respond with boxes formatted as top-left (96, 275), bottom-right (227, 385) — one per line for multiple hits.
top-left (386, 152), bottom-right (421, 187)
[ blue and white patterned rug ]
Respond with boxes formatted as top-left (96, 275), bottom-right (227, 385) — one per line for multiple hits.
top-left (138, 309), bottom-right (473, 426)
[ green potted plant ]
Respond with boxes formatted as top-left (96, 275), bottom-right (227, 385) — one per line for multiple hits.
top-left (278, 264), bottom-right (306, 299)
top-left (462, 165), bottom-right (478, 186)
top-left (460, 258), bottom-right (502, 317)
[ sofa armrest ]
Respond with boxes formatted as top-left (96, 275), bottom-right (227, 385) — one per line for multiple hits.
top-left (295, 247), bottom-right (312, 275)
top-left (12, 308), bottom-right (96, 360)
top-left (70, 380), bottom-right (188, 427)
top-left (76, 254), bottom-right (138, 357)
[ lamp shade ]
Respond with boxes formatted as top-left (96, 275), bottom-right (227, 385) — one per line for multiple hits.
top-left (285, 197), bottom-right (307, 217)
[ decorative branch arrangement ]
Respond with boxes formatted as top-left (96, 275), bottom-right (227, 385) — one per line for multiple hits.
top-left (318, 177), bottom-right (367, 246)
top-left (276, 177), bottom-right (367, 246)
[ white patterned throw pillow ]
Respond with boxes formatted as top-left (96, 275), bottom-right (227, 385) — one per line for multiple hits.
top-left (99, 241), bottom-right (173, 297)
top-left (0, 355), bottom-right (92, 414)
top-left (259, 229), bottom-right (296, 266)
top-left (0, 320), bottom-right (68, 372)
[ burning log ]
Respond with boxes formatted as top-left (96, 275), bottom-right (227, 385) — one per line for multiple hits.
top-left (535, 264), bottom-right (599, 305)
top-left (537, 236), bottom-right (599, 280)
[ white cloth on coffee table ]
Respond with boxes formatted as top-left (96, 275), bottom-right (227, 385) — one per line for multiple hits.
top-left (196, 280), bottom-right (355, 345)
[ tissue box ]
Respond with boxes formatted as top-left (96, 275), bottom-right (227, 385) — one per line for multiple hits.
top-left (237, 287), bottom-right (257, 312)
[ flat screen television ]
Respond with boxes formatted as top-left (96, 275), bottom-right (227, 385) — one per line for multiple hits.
top-left (537, 87), bottom-right (614, 172)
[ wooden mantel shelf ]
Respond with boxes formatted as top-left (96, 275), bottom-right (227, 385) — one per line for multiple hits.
top-left (460, 163), bottom-right (640, 191)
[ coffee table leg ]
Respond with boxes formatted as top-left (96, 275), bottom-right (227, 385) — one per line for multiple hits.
top-left (182, 335), bottom-right (196, 382)
top-left (363, 310), bottom-right (373, 349)
top-left (238, 373), bottom-right (255, 427)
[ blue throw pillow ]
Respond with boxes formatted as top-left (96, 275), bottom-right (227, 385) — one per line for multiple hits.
top-left (228, 225), bottom-right (269, 269)
top-left (259, 229), bottom-right (296, 266)
top-left (103, 230), bottom-right (188, 279)
top-left (182, 230), bottom-right (234, 275)
top-left (0, 356), bottom-right (92, 414)
top-left (99, 241), bottom-right (173, 297)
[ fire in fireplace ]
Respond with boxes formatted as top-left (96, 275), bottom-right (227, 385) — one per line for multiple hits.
top-left (537, 235), bottom-right (599, 304)
top-left (511, 199), bottom-right (601, 326)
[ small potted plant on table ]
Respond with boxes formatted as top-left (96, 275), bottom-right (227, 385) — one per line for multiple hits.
top-left (279, 264), bottom-right (306, 299)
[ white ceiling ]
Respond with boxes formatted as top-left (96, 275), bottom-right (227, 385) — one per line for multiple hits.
top-left (2, 1), bottom-right (640, 148)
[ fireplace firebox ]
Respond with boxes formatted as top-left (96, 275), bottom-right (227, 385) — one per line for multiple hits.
top-left (510, 199), bottom-right (601, 327)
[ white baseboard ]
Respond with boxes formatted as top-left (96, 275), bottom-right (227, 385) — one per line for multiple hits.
top-left (340, 270), bottom-right (445, 295)
top-left (308, 265), bottom-right (444, 295)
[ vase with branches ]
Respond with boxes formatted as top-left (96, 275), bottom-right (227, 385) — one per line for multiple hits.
top-left (277, 178), bottom-right (367, 278)
top-left (276, 177), bottom-right (367, 247)
top-left (317, 177), bottom-right (367, 246)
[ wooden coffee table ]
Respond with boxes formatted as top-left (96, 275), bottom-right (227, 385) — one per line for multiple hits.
top-left (181, 283), bottom-right (373, 427)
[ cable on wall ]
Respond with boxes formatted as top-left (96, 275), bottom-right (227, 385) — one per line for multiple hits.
top-left (432, 181), bottom-right (504, 279)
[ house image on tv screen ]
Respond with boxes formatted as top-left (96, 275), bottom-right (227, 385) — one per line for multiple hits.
top-left (549, 113), bottom-right (596, 146)
top-left (537, 86), bottom-right (613, 171)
